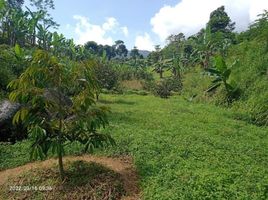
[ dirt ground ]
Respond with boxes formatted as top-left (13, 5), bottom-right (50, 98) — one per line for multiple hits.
top-left (0, 155), bottom-right (140, 200)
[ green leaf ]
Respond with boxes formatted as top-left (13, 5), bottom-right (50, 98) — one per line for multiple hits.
top-left (212, 77), bottom-right (222, 83)
top-left (206, 83), bottom-right (221, 93)
top-left (207, 68), bottom-right (221, 76)
top-left (223, 69), bottom-right (231, 79)
top-left (0, 0), bottom-right (5, 9)
top-left (214, 55), bottom-right (227, 72)
top-left (12, 111), bottom-right (21, 125)
top-left (20, 108), bottom-right (29, 122)
top-left (14, 44), bottom-right (23, 57)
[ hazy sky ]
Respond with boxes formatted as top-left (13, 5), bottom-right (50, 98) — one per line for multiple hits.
top-left (27, 0), bottom-right (268, 50)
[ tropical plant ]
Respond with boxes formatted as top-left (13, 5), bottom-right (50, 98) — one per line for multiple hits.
top-left (206, 55), bottom-right (239, 102)
top-left (250, 10), bottom-right (268, 53)
top-left (8, 50), bottom-right (115, 180)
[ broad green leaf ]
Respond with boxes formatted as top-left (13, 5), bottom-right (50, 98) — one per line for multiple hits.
top-left (14, 44), bottom-right (23, 57)
top-left (214, 55), bottom-right (227, 72)
top-left (223, 69), bottom-right (231, 79)
top-left (0, 0), bottom-right (5, 9)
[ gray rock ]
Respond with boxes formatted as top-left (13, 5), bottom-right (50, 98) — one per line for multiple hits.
top-left (0, 100), bottom-right (24, 143)
top-left (0, 100), bottom-right (20, 126)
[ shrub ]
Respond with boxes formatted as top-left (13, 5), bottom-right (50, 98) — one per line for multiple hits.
top-left (151, 77), bottom-right (181, 98)
top-left (94, 61), bottom-right (118, 90)
top-left (153, 80), bottom-right (172, 98)
top-left (116, 64), bottom-right (153, 81)
top-left (0, 67), bottom-right (15, 92)
top-left (182, 67), bottom-right (212, 102)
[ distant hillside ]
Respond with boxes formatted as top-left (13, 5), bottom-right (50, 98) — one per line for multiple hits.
top-left (138, 50), bottom-right (150, 58)
top-left (127, 50), bottom-right (151, 58)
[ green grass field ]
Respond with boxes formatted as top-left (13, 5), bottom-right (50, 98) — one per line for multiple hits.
top-left (1, 94), bottom-right (267, 199)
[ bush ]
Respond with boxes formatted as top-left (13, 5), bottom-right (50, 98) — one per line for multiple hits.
top-left (0, 67), bottom-right (15, 92)
top-left (153, 81), bottom-right (171, 98)
top-left (151, 77), bottom-right (182, 98)
top-left (182, 67), bottom-right (212, 102)
top-left (94, 61), bottom-right (118, 90)
top-left (232, 89), bottom-right (268, 126)
top-left (0, 45), bottom-right (17, 94)
top-left (116, 64), bottom-right (153, 81)
top-left (227, 40), bottom-right (268, 125)
top-left (142, 80), bottom-right (155, 92)
top-left (165, 77), bottom-right (183, 92)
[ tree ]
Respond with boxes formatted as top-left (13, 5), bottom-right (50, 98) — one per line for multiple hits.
top-left (113, 40), bottom-right (128, 58)
top-left (6, 0), bottom-right (24, 9)
top-left (94, 60), bottom-right (118, 91)
top-left (130, 46), bottom-right (139, 59)
top-left (150, 45), bottom-right (166, 78)
top-left (29, 0), bottom-right (55, 11)
top-left (198, 25), bottom-right (215, 68)
top-left (8, 50), bottom-right (115, 180)
top-left (130, 46), bottom-right (141, 66)
top-left (166, 33), bottom-right (185, 45)
top-left (250, 10), bottom-right (268, 53)
top-left (208, 6), bottom-right (235, 34)
top-left (102, 45), bottom-right (116, 60)
top-left (84, 41), bottom-right (99, 54)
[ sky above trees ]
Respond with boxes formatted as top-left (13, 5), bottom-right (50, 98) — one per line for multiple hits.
top-left (26, 0), bottom-right (268, 51)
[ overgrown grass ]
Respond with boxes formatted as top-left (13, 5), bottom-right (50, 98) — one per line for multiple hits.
top-left (0, 141), bottom-right (31, 170)
top-left (100, 94), bottom-right (268, 199)
top-left (1, 94), bottom-right (267, 199)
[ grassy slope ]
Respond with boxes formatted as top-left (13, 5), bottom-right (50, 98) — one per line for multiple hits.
top-left (1, 94), bottom-right (267, 199)
top-left (100, 94), bottom-right (268, 200)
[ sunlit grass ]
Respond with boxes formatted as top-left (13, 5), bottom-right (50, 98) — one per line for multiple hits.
top-left (1, 94), bottom-right (267, 199)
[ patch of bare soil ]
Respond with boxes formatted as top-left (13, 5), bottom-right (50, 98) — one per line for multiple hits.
top-left (0, 155), bottom-right (140, 200)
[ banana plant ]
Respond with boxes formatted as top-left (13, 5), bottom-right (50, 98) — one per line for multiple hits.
top-left (36, 23), bottom-right (52, 50)
top-left (51, 32), bottom-right (66, 56)
top-left (167, 51), bottom-right (188, 78)
top-left (26, 7), bottom-right (45, 46)
top-left (8, 9), bottom-right (29, 46)
top-left (206, 55), bottom-right (238, 99)
top-left (198, 25), bottom-right (216, 69)
top-left (152, 57), bottom-right (170, 79)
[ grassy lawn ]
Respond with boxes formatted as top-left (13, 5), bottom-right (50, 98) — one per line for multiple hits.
top-left (1, 94), bottom-right (268, 199)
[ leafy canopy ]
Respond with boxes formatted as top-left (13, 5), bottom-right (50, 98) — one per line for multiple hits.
top-left (8, 49), bottom-right (115, 162)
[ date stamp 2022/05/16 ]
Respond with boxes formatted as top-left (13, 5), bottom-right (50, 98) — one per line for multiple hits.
top-left (9, 185), bottom-right (53, 192)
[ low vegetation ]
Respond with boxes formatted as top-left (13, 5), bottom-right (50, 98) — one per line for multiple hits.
top-left (1, 94), bottom-right (267, 199)
top-left (0, 0), bottom-right (267, 199)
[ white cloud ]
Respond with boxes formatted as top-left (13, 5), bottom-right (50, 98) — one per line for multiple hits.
top-left (73, 15), bottom-right (129, 45)
top-left (121, 26), bottom-right (129, 37)
top-left (135, 33), bottom-right (155, 51)
top-left (102, 17), bottom-right (118, 31)
top-left (151, 0), bottom-right (268, 41)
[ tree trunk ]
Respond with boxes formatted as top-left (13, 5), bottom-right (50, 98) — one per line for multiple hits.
top-left (58, 81), bottom-right (65, 180)
top-left (58, 131), bottom-right (64, 181)
top-left (159, 70), bottom-right (163, 79)
top-left (173, 68), bottom-right (177, 77)
top-left (96, 92), bottom-right (99, 101)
